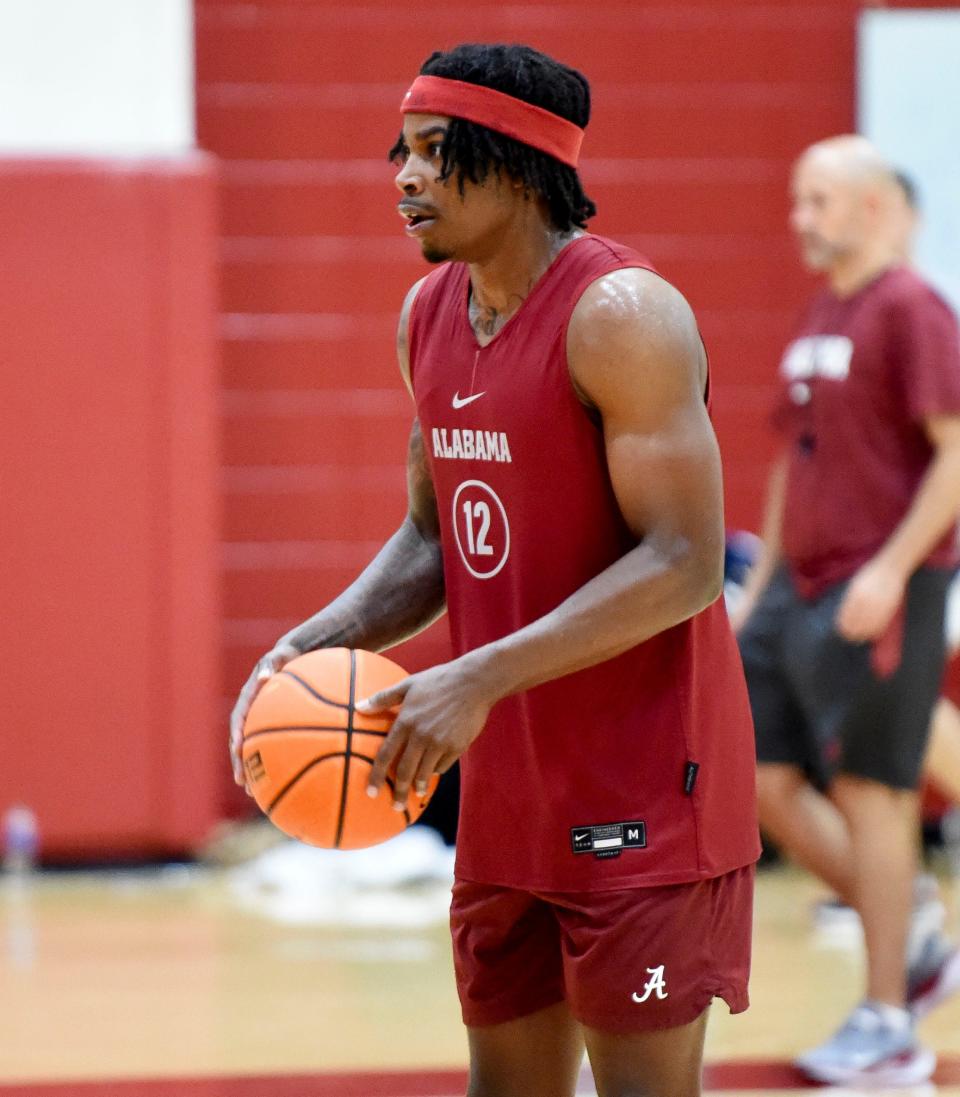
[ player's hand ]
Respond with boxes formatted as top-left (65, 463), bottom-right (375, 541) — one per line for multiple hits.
top-left (358, 660), bottom-right (494, 810)
top-left (229, 642), bottom-right (301, 790)
top-left (835, 557), bottom-right (906, 643)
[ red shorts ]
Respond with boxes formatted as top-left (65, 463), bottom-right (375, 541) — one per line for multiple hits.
top-left (450, 865), bottom-right (753, 1034)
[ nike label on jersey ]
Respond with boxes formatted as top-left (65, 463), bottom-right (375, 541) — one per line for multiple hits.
top-left (570, 821), bottom-right (646, 859)
top-left (452, 391), bottom-right (486, 409)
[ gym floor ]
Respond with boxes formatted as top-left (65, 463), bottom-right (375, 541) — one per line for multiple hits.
top-left (1, 854), bottom-right (958, 1096)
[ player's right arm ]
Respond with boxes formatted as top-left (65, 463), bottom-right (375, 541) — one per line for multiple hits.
top-left (728, 451), bottom-right (787, 632)
top-left (229, 280), bottom-right (443, 786)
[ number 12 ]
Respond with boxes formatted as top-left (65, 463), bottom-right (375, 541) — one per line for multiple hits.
top-left (462, 500), bottom-right (494, 556)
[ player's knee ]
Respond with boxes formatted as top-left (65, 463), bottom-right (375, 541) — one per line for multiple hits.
top-left (833, 771), bottom-right (918, 817)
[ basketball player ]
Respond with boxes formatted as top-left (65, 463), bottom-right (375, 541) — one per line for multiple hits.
top-left (734, 137), bottom-right (960, 1086)
top-left (231, 44), bottom-right (759, 1097)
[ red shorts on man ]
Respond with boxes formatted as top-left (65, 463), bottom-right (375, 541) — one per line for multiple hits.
top-left (451, 865), bottom-right (753, 1033)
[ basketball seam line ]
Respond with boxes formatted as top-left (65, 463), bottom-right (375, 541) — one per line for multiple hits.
top-left (333, 650), bottom-right (356, 849)
top-left (244, 725), bottom-right (389, 740)
top-left (266, 751), bottom-right (351, 814)
top-left (280, 670), bottom-right (351, 710)
top-left (264, 751), bottom-right (412, 831)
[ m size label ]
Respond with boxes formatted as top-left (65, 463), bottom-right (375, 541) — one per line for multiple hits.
top-left (570, 821), bottom-right (646, 859)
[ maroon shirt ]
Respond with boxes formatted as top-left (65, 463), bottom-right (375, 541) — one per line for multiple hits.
top-left (408, 235), bottom-right (760, 891)
top-left (776, 266), bottom-right (960, 599)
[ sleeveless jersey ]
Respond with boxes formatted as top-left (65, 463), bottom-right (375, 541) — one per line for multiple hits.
top-left (408, 234), bottom-right (760, 891)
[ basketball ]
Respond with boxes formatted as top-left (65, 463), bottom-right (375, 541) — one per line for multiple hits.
top-left (240, 648), bottom-right (438, 850)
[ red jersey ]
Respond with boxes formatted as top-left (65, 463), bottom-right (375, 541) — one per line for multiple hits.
top-left (408, 234), bottom-right (760, 891)
top-left (776, 266), bottom-right (960, 598)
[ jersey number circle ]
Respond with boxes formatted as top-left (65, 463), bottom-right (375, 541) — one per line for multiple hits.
top-left (452, 479), bottom-right (510, 580)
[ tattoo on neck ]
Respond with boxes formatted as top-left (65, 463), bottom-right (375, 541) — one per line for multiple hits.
top-left (471, 302), bottom-right (500, 338)
top-left (469, 290), bottom-right (528, 340)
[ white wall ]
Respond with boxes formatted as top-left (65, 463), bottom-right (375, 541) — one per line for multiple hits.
top-left (0, 0), bottom-right (194, 154)
top-left (859, 10), bottom-right (960, 311)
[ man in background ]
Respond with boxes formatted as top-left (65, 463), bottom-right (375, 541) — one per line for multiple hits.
top-left (734, 136), bottom-right (960, 1086)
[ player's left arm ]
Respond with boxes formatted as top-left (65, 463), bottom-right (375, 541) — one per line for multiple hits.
top-left (836, 413), bottom-right (960, 641)
top-left (364, 268), bottom-right (726, 806)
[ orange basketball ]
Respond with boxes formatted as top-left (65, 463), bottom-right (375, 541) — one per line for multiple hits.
top-left (240, 648), bottom-right (438, 849)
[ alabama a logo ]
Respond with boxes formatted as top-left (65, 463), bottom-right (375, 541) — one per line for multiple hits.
top-left (632, 965), bottom-right (668, 1003)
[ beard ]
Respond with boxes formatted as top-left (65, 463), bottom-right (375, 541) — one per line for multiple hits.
top-left (422, 242), bottom-right (453, 264)
top-left (798, 233), bottom-right (845, 271)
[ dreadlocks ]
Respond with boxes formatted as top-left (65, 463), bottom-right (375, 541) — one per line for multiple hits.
top-left (390, 43), bottom-right (597, 232)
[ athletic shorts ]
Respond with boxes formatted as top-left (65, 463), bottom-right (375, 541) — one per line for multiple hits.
top-left (449, 865), bottom-right (753, 1034)
top-left (740, 565), bottom-right (953, 790)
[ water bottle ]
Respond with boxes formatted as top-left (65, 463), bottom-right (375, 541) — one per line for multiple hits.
top-left (3, 805), bottom-right (38, 968)
top-left (2, 805), bottom-right (39, 877)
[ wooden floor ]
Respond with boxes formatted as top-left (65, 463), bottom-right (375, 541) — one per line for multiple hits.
top-left (1, 851), bottom-right (958, 1096)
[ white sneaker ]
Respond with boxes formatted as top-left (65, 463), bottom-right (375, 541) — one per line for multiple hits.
top-left (908, 929), bottom-right (960, 1019)
top-left (795, 1002), bottom-right (936, 1087)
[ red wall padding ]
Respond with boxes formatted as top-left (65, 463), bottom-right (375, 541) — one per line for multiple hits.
top-left (0, 157), bottom-right (222, 858)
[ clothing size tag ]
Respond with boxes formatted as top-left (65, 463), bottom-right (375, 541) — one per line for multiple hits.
top-left (570, 821), bottom-right (646, 859)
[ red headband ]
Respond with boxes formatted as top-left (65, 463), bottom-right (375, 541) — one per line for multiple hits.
top-left (401, 75), bottom-right (584, 169)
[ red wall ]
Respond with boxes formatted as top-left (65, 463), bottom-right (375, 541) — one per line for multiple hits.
top-left (0, 158), bottom-right (222, 857)
top-left (195, 0), bottom-right (925, 813)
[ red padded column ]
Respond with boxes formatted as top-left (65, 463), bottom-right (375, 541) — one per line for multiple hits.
top-left (0, 156), bottom-right (221, 859)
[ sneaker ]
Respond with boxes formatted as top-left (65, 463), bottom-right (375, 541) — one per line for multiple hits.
top-left (795, 1002), bottom-right (936, 1087)
top-left (812, 894), bottom-right (860, 931)
top-left (813, 874), bottom-right (945, 938)
top-left (908, 874), bottom-right (947, 958)
top-left (908, 929), bottom-right (960, 1019)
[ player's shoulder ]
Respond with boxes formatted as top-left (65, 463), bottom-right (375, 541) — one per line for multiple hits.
top-left (567, 264), bottom-right (704, 408)
top-left (570, 264), bottom-right (697, 345)
top-left (399, 265), bottom-right (458, 338)
top-left (403, 262), bottom-right (459, 310)
top-left (400, 274), bottom-right (431, 323)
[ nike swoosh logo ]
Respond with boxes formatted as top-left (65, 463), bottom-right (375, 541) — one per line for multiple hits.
top-left (452, 391), bottom-right (486, 409)
top-left (573, 833), bottom-right (589, 842)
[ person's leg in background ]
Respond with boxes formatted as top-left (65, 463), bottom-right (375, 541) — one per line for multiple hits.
top-left (744, 570), bottom-right (957, 1085)
top-left (924, 697), bottom-right (960, 806)
top-left (755, 762), bottom-right (853, 901)
top-left (739, 570), bottom-right (859, 892)
top-left (829, 774), bottom-right (919, 1007)
top-left (790, 570), bottom-right (959, 1084)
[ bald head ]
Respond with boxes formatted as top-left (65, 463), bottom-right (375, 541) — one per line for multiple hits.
top-left (790, 134), bottom-right (900, 285)
top-left (796, 135), bottom-right (895, 192)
